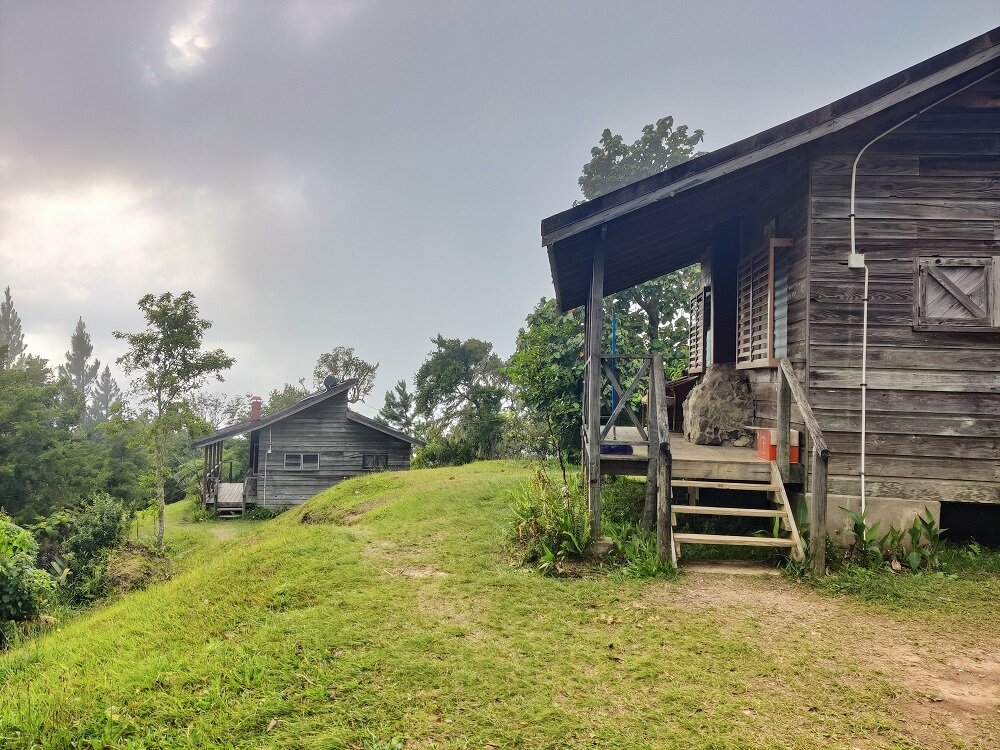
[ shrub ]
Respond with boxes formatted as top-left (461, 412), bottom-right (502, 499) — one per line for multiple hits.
top-left (602, 477), bottom-right (646, 526)
top-left (0, 514), bottom-right (55, 624)
top-left (104, 543), bottom-right (173, 595)
top-left (244, 506), bottom-right (285, 520)
top-left (607, 521), bottom-right (675, 579)
top-left (61, 493), bottom-right (133, 602)
top-left (510, 466), bottom-right (590, 573)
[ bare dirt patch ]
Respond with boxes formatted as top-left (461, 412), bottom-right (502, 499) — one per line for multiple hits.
top-left (645, 573), bottom-right (1000, 746)
top-left (398, 565), bottom-right (447, 579)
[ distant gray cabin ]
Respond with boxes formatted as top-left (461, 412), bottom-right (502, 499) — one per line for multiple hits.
top-left (193, 378), bottom-right (421, 516)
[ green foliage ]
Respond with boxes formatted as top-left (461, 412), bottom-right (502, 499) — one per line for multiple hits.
top-left (115, 291), bottom-right (235, 548)
top-left (414, 335), bottom-right (508, 465)
top-left (601, 477), bottom-right (645, 526)
top-left (506, 299), bottom-right (584, 475)
top-left (64, 493), bottom-right (131, 566)
top-left (0, 514), bottom-right (55, 624)
top-left (606, 521), bottom-right (675, 579)
top-left (313, 346), bottom-right (379, 404)
top-left (265, 382), bottom-right (309, 414)
top-left (0, 286), bottom-right (27, 369)
top-left (578, 116), bottom-right (705, 200)
top-left (510, 467), bottom-right (590, 573)
top-left (57, 317), bottom-right (100, 421)
top-left (86, 364), bottom-right (121, 428)
top-left (244, 506), bottom-right (285, 521)
top-left (378, 379), bottom-right (419, 435)
top-left (835, 506), bottom-right (946, 575)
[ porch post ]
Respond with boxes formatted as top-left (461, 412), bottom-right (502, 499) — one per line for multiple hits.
top-left (585, 228), bottom-right (606, 540)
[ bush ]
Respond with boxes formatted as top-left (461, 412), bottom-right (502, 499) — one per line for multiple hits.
top-left (602, 477), bottom-right (646, 526)
top-left (62, 493), bottom-right (133, 602)
top-left (104, 543), bottom-right (173, 595)
top-left (0, 514), bottom-right (55, 624)
top-left (510, 466), bottom-right (590, 573)
top-left (244, 506), bottom-right (285, 520)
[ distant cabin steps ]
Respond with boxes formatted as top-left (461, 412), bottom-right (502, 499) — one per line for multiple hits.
top-left (670, 463), bottom-right (805, 564)
top-left (213, 482), bottom-right (246, 519)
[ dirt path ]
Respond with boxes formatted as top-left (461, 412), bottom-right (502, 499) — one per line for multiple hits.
top-left (647, 572), bottom-right (1000, 748)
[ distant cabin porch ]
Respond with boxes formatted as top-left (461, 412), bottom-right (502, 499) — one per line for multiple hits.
top-left (200, 435), bottom-right (260, 519)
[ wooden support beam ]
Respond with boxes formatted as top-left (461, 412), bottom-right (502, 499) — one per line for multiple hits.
top-left (585, 230), bottom-right (605, 541)
top-left (652, 355), bottom-right (674, 566)
top-left (643, 358), bottom-right (659, 531)
top-left (777, 367), bottom-right (791, 481)
top-left (810, 449), bottom-right (828, 576)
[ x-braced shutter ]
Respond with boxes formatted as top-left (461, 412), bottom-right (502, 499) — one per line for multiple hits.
top-left (688, 289), bottom-right (705, 373)
top-left (915, 257), bottom-right (996, 331)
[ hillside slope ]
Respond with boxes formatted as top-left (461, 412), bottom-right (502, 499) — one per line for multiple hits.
top-left (1, 462), bottom-right (996, 749)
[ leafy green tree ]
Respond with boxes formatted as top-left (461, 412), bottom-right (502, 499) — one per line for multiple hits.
top-left (115, 292), bottom-right (235, 547)
top-left (378, 380), bottom-right (418, 434)
top-left (506, 300), bottom-right (585, 481)
top-left (579, 116), bottom-right (705, 377)
top-left (264, 382), bottom-right (309, 414)
top-left (414, 335), bottom-right (508, 464)
top-left (312, 347), bottom-right (378, 403)
top-left (87, 365), bottom-right (122, 427)
top-left (579, 116), bottom-right (705, 200)
top-left (0, 287), bottom-right (27, 369)
top-left (58, 318), bottom-right (100, 419)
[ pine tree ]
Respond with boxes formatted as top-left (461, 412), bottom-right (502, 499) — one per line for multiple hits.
top-left (87, 364), bottom-right (121, 427)
top-left (378, 379), bottom-right (417, 433)
top-left (59, 317), bottom-right (100, 404)
top-left (0, 286), bottom-right (26, 369)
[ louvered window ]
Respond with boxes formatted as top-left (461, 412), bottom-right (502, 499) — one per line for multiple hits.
top-left (736, 238), bottom-right (791, 368)
top-left (687, 289), bottom-right (706, 373)
top-left (914, 257), bottom-right (998, 331)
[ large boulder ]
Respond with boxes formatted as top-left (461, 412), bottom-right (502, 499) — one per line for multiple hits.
top-left (683, 364), bottom-right (755, 446)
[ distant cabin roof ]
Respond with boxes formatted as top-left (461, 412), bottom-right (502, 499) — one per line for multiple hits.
top-left (192, 379), bottom-right (422, 448)
top-left (541, 25), bottom-right (1000, 311)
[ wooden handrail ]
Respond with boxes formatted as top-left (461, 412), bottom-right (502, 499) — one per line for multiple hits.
top-left (777, 358), bottom-right (828, 457)
top-left (776, 356), bottom-right (828, 576)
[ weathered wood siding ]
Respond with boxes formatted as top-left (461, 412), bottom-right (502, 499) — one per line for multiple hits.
top-left (255, 391), bottom-right (413, 507)
top-left (739, 170), bottom-right (812, 444)
top-left (806, 73), bottom-right (1000, 503)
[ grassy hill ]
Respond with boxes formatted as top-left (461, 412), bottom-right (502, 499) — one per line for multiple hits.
top-left (2, 462), bottom-right (997, 749)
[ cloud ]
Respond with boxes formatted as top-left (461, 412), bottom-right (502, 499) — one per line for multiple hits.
top-left (166, 0), bottom-right (220, 74)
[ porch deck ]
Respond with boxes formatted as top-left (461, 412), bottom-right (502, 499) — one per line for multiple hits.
top-left (599, 426), bottom-right (803, 484)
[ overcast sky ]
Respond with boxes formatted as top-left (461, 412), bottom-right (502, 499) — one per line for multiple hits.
top-left (2, 1), bottom-right (997, 415)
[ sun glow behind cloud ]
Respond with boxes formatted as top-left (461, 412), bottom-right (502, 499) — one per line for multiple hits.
top-left (166, 0), bottom-right (219, 74)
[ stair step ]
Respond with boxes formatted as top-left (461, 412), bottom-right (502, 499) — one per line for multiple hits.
top-left (672, 506), bottom-right (784, 518)
top-left (671, 479), bottom-right (778, 491)
top-left (673, 533), bottom-right (795, 548)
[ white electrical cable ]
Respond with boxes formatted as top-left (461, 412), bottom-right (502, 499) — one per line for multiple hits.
top-left (848, 66), bottom-right (998, 514)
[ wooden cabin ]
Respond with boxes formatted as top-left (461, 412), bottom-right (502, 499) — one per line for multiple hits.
top-left (193, 378), bottom-right (421, 517)
top-left (540, 27), bottom-right (1000, 570)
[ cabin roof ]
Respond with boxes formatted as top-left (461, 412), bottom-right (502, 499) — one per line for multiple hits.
top-left (192, 379), bottom-right (421, 448)
top-left (540, 26), bottom-right (1000, 312)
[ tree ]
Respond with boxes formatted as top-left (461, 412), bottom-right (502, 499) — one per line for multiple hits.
top-left (87, 365), bottom-right (121, 428)
top-left (579, 116), bottom-right (705, 376)
top-left (414, 335), bottom-right (508, 463)
top-left (378, 380), bottom-right (417, 434)
top-left (312, 347), bottom-right (378, 404)
top-left (58, 318), bottom-right (100, 415)
top-left (579, 116), bottom-right (705, 200)
top-left (0, 286), bottom-right (27, 369)
top-left (115, 292), bottom-right (235, 547)
top-left (506, 300), bottom-right (585, 482)
top-left (264, 382), bottom-right (309, 414)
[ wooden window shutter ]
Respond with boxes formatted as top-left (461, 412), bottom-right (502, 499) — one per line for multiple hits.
top-left (914, 257), bottom-right (997, 331)
top-left (736, 238), bottom-right (791, 367)
top-left (687, 289), bottom-right (705, 373)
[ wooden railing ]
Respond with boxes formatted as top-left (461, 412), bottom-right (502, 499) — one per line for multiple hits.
top-left (776, 357), bottom-right (829, 575)
top-left (651, 355), bottom-right (675, 566)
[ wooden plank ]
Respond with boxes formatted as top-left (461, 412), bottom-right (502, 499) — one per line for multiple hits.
top-left (810, 367), bottom-right (1000, 392)
top-left (829, 454), bottom-right (998, 481)
top-left (672, 506), bottom-right (785, 518)
top-left (777, 365), bottom-right (791, 481)
top-left (811, 452), bottom-right (828, 576)
top-left (671, 479), bottom-right (778, 491)
top-left (812, 218), bottom-right (997, 240)
top-left (811, 153), bottom-right (919, 175)
top-left (779, 358), bottom-right (828, 457)
top-left (586, 237), bottom-right (605, 540)
top-left (673, 533), bottom-right (795, 547)
top-left (828, 475), bottom-right (999, 503)
top-left (809, 345), bottom-right (1000, 372)
top-left (813, 409), bottom-right (1000, 437)
top-left (813, 197), bottom-right (1000, 221)
top-left (811, 174), bottom-right (1000, 199)
top-left (824, 432), bottom-right (1000, 459)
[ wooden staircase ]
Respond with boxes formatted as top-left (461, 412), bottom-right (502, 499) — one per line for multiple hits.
top-left (215, 482), bottom-right (246, 518)
top-left (669, 463), bottom-right (804, 564)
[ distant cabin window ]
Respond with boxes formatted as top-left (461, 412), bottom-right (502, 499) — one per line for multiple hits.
top-left (914, 257), bottom-right (998, 331)
top-left (687, 288), bottom-right (707, 374)
top-left (362, 453), bottom-right (389, 471)
top-left (736, 238), bottom-right (792, 368)
top-left (284, 453), bottom-right (320, 470)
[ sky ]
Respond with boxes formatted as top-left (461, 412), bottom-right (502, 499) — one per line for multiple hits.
top-left (1, 1), bottom-right (998, 417)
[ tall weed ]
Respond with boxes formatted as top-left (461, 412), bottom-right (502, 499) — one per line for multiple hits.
top-left (510, 466), bottom-right (590, 573)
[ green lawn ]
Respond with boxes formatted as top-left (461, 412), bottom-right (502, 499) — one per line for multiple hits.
top-left (1, 462), bottom-right (997, 749)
